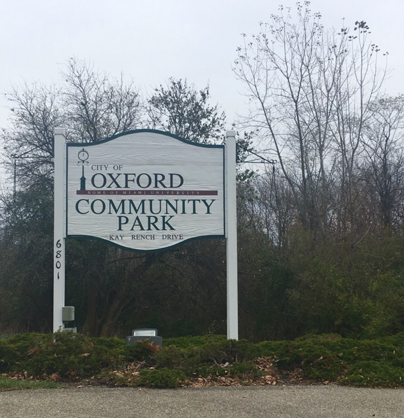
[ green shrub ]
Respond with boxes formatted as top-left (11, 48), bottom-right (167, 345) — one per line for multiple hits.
top-left (0, 333), bottom-right (52, 373)
top-left (163, 334), bottom-right (227, 349)
top-left (0, 331), bottom-right (155, 378)
top-left (21, 332), bottom-right (119, 377)
top-left (229, 361), bottom-right (262, 380)
top-left (137, 368), bottom-right (186, 388)
top-left (123, 340), bottom-right (158, 362)
top-left (2, 332), bottom-right (404, 388)
top-left (191, 364), bottom-right (227, 378)
top-left (155, 337), bottom-right (258, 377)
top-left (341, 360), bottom-right (404, 387)
top-left (155, 345), bottom-right (201, 373)
top-left (199, 339), bottom-right (259, 364)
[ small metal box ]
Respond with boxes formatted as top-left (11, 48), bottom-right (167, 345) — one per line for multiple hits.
top-left (62, 306), bottom-right (75, 322)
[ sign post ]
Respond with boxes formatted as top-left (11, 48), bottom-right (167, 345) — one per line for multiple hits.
top-left (225, 131), bottom-right (238, 340)
top-left (53, 128), bottom-right (66, 332)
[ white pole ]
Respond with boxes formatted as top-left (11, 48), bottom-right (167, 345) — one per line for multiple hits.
top-left (225, 131), bottom-right (238, 340)
top-left (53, 128), bottom-right (66, 332)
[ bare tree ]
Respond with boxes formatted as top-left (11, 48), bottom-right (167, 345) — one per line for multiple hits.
top-left (360, 95), bottom-right (404, 229)
top-left (233, 2), bottom-right (388, 243)
top-left (2, 58), bottom-right (143, 190)
top-left (63, 58), bottom-right (142, 143)
top-left (2, 84), bottom-right (62, 190)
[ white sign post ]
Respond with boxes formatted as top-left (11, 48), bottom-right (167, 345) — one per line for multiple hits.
top-left (225, 131), bottom-right (238, 340)
top-left (54, 129), bottom-right (238, 339)
top-left (53, 128), bottom-right (66, 332)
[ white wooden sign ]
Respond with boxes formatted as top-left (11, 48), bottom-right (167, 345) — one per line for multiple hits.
top-left (66, 131), bottom-right (225, 251)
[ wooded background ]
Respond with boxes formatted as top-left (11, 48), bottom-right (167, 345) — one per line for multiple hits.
top-left (1, 5), bottom-right (404, 341)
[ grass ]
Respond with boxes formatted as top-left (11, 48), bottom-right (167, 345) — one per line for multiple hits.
top-left (0, 376), bottom-right (57, 390)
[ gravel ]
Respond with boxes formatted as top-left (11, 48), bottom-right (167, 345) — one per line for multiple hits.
top-left (1, 385), bottom-right (404, 418)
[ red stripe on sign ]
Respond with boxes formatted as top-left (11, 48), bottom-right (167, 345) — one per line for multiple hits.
top-left (76, 190), bottom-right (218, 196)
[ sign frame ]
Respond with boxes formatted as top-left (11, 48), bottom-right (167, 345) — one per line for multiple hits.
top-left (53, 129), bottom-right (238, 340)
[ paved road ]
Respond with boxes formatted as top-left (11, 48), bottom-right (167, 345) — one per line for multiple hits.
top-left (1, 386), bottom-right (403, 417)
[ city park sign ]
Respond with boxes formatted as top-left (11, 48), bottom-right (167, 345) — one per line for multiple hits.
top-left (54, 129), bottom-right (238, 339)
top-left (67, 130), bottom-right (225, 250)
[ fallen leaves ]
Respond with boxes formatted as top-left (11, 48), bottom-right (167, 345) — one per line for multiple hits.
top-left (0, 357), bottom-right (315, 388)
top-left (185, 357), bottom-right (282, 388)
top-left (49, 373), bottom-right (61, 382)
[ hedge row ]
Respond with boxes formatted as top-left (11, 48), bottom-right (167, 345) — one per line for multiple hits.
top-left (1, 332), bottom-right (404, 388)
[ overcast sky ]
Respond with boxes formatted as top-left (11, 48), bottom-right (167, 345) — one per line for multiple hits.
top-left (1, 0), bottom-right (403, 185)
